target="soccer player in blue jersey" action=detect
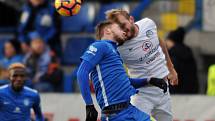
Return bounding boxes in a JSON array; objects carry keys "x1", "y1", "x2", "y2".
[
  {"x1": 0, "y1": 63, "x2": 44, "y2": 121},
  {"x1": 77, "y1": 21, "x2": 168, "y2": 121}
]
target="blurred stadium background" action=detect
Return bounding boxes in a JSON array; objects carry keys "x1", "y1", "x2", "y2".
[{"x1": 0, "y1": 0, "x2": 215, "y2": 121}]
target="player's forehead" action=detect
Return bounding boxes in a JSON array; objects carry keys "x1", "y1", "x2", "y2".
[
  {"x1": 115, "y1": 14, "x2": 129, "y2": 23},
  {"x1": 10, "y1": 68, "x2": 26, "y2": 76},
  {"x1": 112, "y1": 16, "x2": 130, "y2": 30}
]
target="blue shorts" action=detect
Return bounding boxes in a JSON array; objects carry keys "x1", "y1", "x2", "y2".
[{"x1": 101, "y1": 104, "x2": 150, "y2": 121}]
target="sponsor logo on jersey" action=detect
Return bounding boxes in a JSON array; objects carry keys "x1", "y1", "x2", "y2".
[
  {"x1": 139, "y1": 45, "x2": 159, "y2": 62},
  {"x1": 13, "y1": 107, "x2": 21, "y2": 113},
  {"x1": 145, "y1": 51, "x2": 160, "y2": 64},
  {"x1": 142, "y1": 40, "x2": 153, "y2": 52},
  {"x1": 87, "y1": 45, "x2": 97, "y2": 55}
]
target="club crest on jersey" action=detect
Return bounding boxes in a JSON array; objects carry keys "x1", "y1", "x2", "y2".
[
  {"x1": 142, "y1": 40, "x2": 153, "y2": 52},
  {"x1": 24, "y1": 99, "x2": 30, "y2": 106},
  {"x1": 146, "y1": 30, "x2": 153, "y2": 38}
]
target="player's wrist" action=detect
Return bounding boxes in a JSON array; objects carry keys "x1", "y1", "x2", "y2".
[{"x1": 167, "y1": 63, "x2": 174, "y2": 70}]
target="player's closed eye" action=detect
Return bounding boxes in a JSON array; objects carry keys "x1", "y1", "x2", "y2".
[{"x1": 119, "y1": 24, "x2": 129, "y2": 33}]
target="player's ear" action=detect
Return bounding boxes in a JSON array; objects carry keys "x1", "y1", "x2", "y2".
[
  {"x1": 105, "y1": 27, "x2": 112, "y2": 35},
  {"x1": 129, "y1": 16, "x2": 135, "y2": 24}
]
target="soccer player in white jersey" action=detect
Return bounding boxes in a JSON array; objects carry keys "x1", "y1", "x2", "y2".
[{"x1": 106, "y1": 9, "x2": 178, "y2": 121}]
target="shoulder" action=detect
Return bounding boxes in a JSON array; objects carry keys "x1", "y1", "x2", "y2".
[
  {"x1": 0, "y1": 85, "x2": 9, "y2": 92},
  {"x1": 88, "y1": 41, "x2": 109, "y2": 51},
  {"x1": 24, "y1": 86, "x2": 39, "y2": 96},
  {"x1": 23, "y1": 87, "x2": 41, "y2": 103},
  {"x1": 135, "y1": 18, "x2": 156, "y2": 28},
  {"x1": 136, "y1": 18, "x2": 155, "y2": 24}
]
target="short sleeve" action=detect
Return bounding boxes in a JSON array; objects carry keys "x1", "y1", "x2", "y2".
[
  {"x1": 142, "y1": 18, "x2": 158, "y2": 39},
  {"x1": 81, "y1": 42, "x2": 107, "y2": 66},
  {"x1": 144, "y1": 18, "x2": 157, "y2": 29}
]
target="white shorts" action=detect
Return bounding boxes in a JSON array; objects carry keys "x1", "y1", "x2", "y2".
[{"x1": 131, "y1": 85, "x2": 173, "y2": 121}]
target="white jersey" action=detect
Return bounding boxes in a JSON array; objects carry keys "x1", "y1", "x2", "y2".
[{"x1": 118, "y1": 18, "x2": 169, "y2": 79}]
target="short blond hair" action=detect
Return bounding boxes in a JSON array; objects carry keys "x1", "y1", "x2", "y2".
[
  {"x1": 105, "y1": 8, "x2": 130, "y2": 22},
  {"x1": 8, "y1": 63, "x2": 26, "y2": 71},
  {"x1": 95, "y1": 20, "x2": 113, "y2": 40}
]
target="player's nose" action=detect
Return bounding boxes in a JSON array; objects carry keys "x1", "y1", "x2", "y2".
[{"x1": 16, "y1": 76, "x2": 24, "y2": 81}]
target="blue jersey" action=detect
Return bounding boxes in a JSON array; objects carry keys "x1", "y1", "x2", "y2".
[
  {"x1": 0, "y1": 85, "x2": 44, "y2": 121},
  {"x1": 81, "y1": 40, "x2": 137, "y2": 109}
]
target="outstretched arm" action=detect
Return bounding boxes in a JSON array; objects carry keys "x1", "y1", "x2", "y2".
[
  {"x1": 130, "y1": 77, "x2": 168, "y2": 93},
  {"x1": 159, "y1": 38, "x2": 178, "y2": 85},
  {"x1": 129, "y1": 78, "x2": 149, "y2": 88}
]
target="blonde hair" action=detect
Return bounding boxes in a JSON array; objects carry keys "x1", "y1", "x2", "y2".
[
  {"x1": 95, "y1": 20, "x2": 113, "y2": 40},
  {"x1": 105, "y1": 8, "x2": 130, "y2": 22},
  {"x1": 8, "y1": 63, "x2": 26, "y2": 71}
]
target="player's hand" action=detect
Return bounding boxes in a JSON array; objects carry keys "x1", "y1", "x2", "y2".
[
  {"x1": 149, "y1": 78, "x2": 168, "y2": 93},
  {"x1": 86, "y1": 105, "x2": 98, "y2": 121},
  {"x1": 168, "y1": 68, "x2": 178, "y2": 86}
]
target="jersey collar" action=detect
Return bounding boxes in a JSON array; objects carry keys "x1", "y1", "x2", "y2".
[{"x1": 103, "y1": 40, "x2": 118, "y2": 48}]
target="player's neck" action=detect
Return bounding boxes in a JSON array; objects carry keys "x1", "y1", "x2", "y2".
[
  {"x1": 11, "y1": 86, "x2": 23, "y2": 92},
  {"x1": 134, "y1": 24, "x2": 139, "y2": 38},
  {"x1": 101, "y1": 37, "x2": 117, "y2": 43}
]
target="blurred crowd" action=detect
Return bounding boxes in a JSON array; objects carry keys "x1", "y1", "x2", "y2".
[{"x1": 0, "y1": 0, "x2": 63, "y2": 92}]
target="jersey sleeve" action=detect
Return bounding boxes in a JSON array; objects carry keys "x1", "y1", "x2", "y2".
[
  {"x1": 33, "y1": 94, "x2": 44, "y2": 121},
  {"x1": 77, "y1": 60, "x2": 94, "y2": 105},
  {"x1": 145, "y1": 18, "x2": 158, "y2": 37},
  {"x1": 81, "y1": 42, "x2": 107, "y2": 66},
  {"x1": 143, "y1": 18, "x2": 157, "y2": 29}
]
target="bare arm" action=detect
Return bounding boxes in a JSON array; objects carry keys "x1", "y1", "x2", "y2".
[{"x1": 159, "y1": 38, "x2": 178, "y2": 85}]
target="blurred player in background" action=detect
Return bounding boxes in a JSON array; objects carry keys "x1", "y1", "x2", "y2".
[
  {"x1": 166, "y1": 27, "x2": 199, "y2": 94},
  {"x1": 0, "y1": 63, "x2": 44, "y2": 121},
  {"x1": 77, "y1": 20, "x2": 168, "y2": 121},
  {"x1": 18, "y1": 0, "x2": 62, "y2": 57},
  {"x1": 106, "y1": 9, "x2": 178, "y2": 121}
]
